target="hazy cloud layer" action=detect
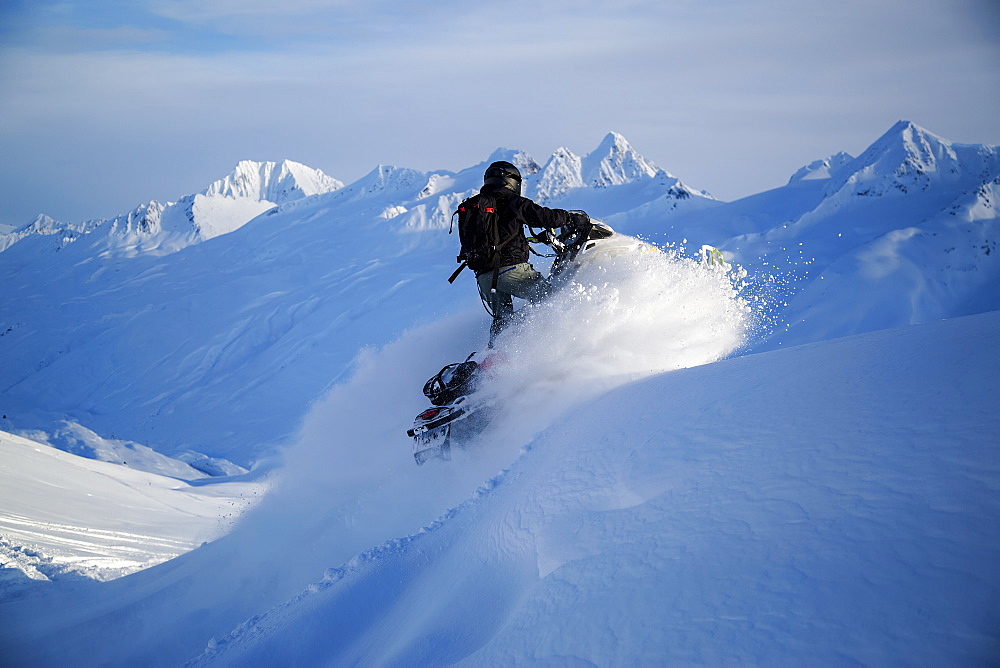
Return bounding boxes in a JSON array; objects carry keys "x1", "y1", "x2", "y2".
[{"x1": 1, "y1": 0, "x2": 998, "y2": 226}]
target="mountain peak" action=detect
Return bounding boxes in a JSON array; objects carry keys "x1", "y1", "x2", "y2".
[
  {"x1": 532, "y1": 147, "x2": 584, "y2": 202},
  {"x1": 203, "y1": 160, "x2": 343, "y2": 204},
  {"x1": 823, "y1": 120, "x2": 998, "y2": 199},
  {"x1": 18, "y1": 213, "x2": 61, "y2": 234},
  {"x1": 582, "y1": 132, "x2": 659, "y2": 188},
  {"x1": 872, "y1": 120, "x2": 951, "y2": 158},
  {"x1": 528, "y1": 133, "x2": 710, "y2": 207},
  {"x1": 485, "y1": 148, "x2": 542, "y2": 177},
  {"x1": 593, "y1": 131, "x2": 632, "y2": 155}
]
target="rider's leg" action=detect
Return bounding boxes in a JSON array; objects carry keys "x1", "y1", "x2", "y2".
[
  {"x1": 490, "y1": 263, "x2": 550, "y2": 303},
  {"x1": 478, "y1": 274, "x2": 514, "y2": 347},
  {"x1": 478, "y1": 263, "x2": 550, "y2": 346}
]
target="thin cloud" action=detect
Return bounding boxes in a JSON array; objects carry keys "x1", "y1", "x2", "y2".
[{"x1": 0, "y1": 0, "x2": 998, "y2": 226}]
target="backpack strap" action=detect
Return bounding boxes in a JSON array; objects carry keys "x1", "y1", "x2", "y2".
[
  {"x1": 447, "y1": 195, "x2": 478, "y2": 283},
  {"x1": 447, "y1": 260, "x2": 468, "y2": 284}
]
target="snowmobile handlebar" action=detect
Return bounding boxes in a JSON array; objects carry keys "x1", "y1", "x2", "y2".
[
  {"x1": 531, "y1": 218, "x2": 614, "y2": 277},
  {"x1": 527, "y1": 217, "x2": 613, "y2": 256}
]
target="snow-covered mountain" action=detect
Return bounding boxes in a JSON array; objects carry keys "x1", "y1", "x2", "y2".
[
  {"x1": 202, "y1": 159, "x2": 343, "y2": 203},
  {"x1": 530, "y1": 132, "x2": 718, "y2": 219},
  {"x1": 827, "y1": 120, "x2": 999, "y2": 199},
  {"x1": 640, "y1": 121, "x2": 1000, "y2": 348},
  {"x1": 0, "y1": 125, "x2": 998, "y2": 666},
  {"x1": 531, "y1": 130, "x2": 663, "y2": 201},
  {"x1": 0, "y1": 159, "x2": 344, "y2": 257},
  {"x1": 0, "y1": 213, "x2": 102, "y2": 253}
]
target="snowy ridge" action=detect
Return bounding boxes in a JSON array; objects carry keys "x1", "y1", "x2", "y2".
[
  {"x1": 529, "y1": 133, "x2": 716, "y2": 221},
  {"x1": 532, "y1": 147, "x2": 585, "y2": 202},
  {"x1": 487, "y1": 147, "x2": 542, "y2": 179},
  {"x1": 788, "y1": 151, "x2": 855, "y2": 183},
  {"x1": 0, "y1": 160, "x2": 344, "y2": 256},
  {"x1": 332, "y1": 164, "x2": 433, "y2": 203},
  {"x1": 826, "y1": 120, "x2": 1000, "y2": 199},
  {"x1": 21, "y1": 420, "x2": 247, "y2": 479},
  {"x1": 528, "y1": 129, "x2": 663, "y2": 203},
  {"x1": 192, "y1": 160, "x2": 343, "y2": 240},
  {"x1": 0, "y1": 214, "x2": 100, "y2": 253}
]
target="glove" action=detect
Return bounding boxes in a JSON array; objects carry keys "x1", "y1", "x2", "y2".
[{"x1": 568, "y1": 211, "x2": 591, "y2": 231}]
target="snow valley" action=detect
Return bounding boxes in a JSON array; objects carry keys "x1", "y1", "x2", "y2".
[{"x1": 1, "y1": 123, "x2": 998, "y2": 665}]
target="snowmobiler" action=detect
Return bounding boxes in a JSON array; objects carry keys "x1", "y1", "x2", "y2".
[
  {"x1": 450, "y1": 160, "x2": 593, "y2": 347},
  {"x1": 408, "y1": 218, "x2": 615, "y2": 465}
]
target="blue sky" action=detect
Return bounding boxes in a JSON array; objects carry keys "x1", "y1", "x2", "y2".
[{"x1": 1, "y1": 0, "x2": 998, "y2": 227}]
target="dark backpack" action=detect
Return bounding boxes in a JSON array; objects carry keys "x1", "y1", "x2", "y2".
[
  {"x1": 457, "y1": 193, "x2": 504, "y2": 273},
  {"x1": 448, "y1": 194, "x2": 521, "y2": 283}
]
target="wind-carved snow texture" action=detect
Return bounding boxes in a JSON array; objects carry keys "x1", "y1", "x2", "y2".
[{"x1": 190, "y1": 311, "x2": 1000, "y2": 668}]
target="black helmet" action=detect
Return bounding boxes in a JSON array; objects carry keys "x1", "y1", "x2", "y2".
[{"x1": 484, "y1": 160, "x2": 521, "y2": 194}]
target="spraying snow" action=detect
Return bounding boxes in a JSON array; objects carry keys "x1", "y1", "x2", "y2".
[
  {"x1": 259, "y1": 234, "x2": 751, "y2": 584},
  {"x1": 496, "y1": 234, "x2": 749, "y2": 381}
]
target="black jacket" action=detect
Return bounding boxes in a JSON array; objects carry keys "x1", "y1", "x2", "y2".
[{"x1": 477, "y1": 184, "x2": 574, "y2": 267}]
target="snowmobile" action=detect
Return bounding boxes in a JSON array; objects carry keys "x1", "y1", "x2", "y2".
[{"x1": 407, "y1": 219, "x2": 615, "y2": 465}]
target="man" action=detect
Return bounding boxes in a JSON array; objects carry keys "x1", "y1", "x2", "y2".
[{"x1": 456, "y1": 160, "x2": 590, "y2": 345}]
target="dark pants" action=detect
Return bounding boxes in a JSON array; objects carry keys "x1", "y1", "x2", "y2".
[{"x1": 477, "y1": 263, "x2": 551, "y2": 345}]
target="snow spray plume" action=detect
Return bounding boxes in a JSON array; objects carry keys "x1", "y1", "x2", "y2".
[
  {"x1": 236, "y1": 311, "x2": 508, "y2": 584},
  {"x1": 489, "y1": 234, "x2": 752, "y2": 419}
]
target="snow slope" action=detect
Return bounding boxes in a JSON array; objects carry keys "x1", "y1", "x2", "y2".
[
  {"x1": 0, "y1": 430, "x2": 263, "y2": 598},
  {"x1": 4, "y1": 309, "x2": 996, "y2": 666},
  {"x1": 188, "y1": 311, "x2": 1000, "y2": 666}
]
